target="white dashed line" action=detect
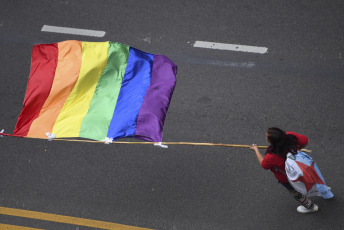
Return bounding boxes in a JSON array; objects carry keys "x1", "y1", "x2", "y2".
[
  {"x1": 193, "y1": 41, "x2": 268, "y2": 54},
  {"x1": 41, "y1": 25, "x2": 106, "y2": 37}
]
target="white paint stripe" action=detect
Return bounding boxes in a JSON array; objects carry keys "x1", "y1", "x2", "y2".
[
  {"x1": 41, "y1": 25, "x2": 105, "y2": 37},
  {"x1": 193, "y1": 41, "x2": 268, "y2": 54}
]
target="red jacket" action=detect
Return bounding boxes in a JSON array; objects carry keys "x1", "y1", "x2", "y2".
[{"x1": 261, "y1": 132, "x2": 309, "y2": 183}]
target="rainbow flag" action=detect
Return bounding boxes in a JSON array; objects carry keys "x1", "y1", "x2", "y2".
[{"x1": 12, "y1": 40, "x2": 177, "y2": 142}]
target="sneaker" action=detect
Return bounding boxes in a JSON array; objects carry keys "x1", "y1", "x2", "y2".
[{"x1": 297, "y1": 204, "x2": 319, "y2": 214}]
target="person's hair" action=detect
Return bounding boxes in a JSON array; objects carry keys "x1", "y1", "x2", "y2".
[{"x1": 266, "y1": 127, "x2": 297, "y2": 157}]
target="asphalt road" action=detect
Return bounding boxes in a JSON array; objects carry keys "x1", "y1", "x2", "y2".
[{"x1": 1, "y1": 0, "x2": 344, "y2": 229}]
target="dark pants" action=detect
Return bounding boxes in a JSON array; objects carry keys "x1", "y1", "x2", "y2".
[{"x1": 281, "y1": 182, "x2": 315, "y2": 209}]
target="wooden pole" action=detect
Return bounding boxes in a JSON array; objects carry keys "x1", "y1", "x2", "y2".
[
  {"x1": 0, "y1": 134, "x2": 312, "y2": 152},
  {"x1": 51, "y1": 138, "x2": 312, "y2": 152}
]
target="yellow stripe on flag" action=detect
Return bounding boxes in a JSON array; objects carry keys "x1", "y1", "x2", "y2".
[{"x1": 53, "y1": 42, "x2": 109, "y2": 138}]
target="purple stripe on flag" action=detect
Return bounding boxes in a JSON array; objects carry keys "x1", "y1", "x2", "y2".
[{"x1": 135, "y1": 55, "x2": 177, "y2": 142}]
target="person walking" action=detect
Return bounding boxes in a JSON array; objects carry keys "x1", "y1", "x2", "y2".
[{"x1": 250, "y1": 127, "x2": 319, "y2": 214}]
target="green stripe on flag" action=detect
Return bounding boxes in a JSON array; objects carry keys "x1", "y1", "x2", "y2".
[{"x1": 79, "y1": 42, "x2": 130, "y2": 140}]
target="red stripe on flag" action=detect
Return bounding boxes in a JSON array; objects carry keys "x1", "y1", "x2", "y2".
[{"x1": 13, "y1": 43, "x2": 58, "y2": 137}]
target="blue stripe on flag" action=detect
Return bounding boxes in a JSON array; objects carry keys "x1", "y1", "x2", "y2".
[{"x1": 107, "y1": 47, "x2": 153, "y2": 140}]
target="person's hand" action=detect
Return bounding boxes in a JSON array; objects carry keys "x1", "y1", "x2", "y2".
[
  {"x1": 250, "y1": 144, "x2": 259, "y2": 152},
  {"x1": 250, "y1": 144, "x2": 264, "y2": 165}
]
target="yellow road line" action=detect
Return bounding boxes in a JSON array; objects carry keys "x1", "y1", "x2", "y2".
[
  {"x1": 0, "y1": 223, "x2": 45, "y2": 230},
  {"x1": 0, "y1": 207, "x2": 152, "y2": 230}
]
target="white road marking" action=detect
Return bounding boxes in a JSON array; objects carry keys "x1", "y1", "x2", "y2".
[
  {"x1": 193, "y1": 41, "x2": 268, "y2": 54},
  {"x1": 41, "y1": 25, "x2": 105, "y2": 37}
]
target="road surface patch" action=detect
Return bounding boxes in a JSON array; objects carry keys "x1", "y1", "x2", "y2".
[
  {"x1": 0, "y1": 207, "x2": 151, "y2": 230},
  {"x1": 0, "y1": 224, "x2": 44, "y2": 230}
]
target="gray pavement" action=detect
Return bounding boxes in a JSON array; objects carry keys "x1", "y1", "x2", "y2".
[{"x1": 1, "y1": 0, "x2": 344, "y2": 229}]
